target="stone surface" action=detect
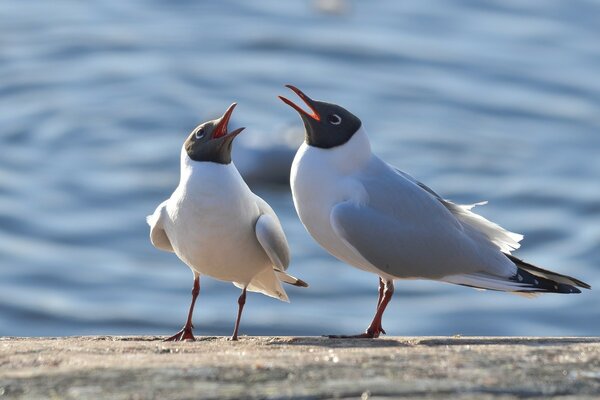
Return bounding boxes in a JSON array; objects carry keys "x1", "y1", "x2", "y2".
[{"x1": 1, "y1": 336, "x2": 599, "y2": 399}]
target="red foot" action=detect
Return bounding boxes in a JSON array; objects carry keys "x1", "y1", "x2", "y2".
[
  {"x1": 164, "y1": 326, "x2": 195, "y2": 342},
  {"x1": 328, "y1": 279, "x2": 393, "y2": 340}
]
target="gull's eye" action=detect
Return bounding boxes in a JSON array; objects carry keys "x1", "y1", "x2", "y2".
[
  {"x1": 194, "y1": 128, "x2": 205, "y2": 140},
  {"x1": 327, "y1": 114, "x2": 342, "y2": 125}
]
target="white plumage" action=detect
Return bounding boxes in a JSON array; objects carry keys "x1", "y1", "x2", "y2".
[
  {"x1": 291, "y1": 126, "x2": 585, "y2": 294},
  {"x1": 149, "y1": 148, "x2": 300, "y2": 301},
  {"x1": 148, "y1": 106, "x2": 307, "y2": 342},
  {"x1": 281, "y1": 84, "x2": 587, "y2": 337}
]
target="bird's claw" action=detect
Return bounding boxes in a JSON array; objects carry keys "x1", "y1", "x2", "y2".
[{"x1": 164, "y1": 327, "x2": 196, "y2": 342}]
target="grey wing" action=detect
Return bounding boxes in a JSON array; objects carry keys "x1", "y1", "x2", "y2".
[
  {"x1": 147, "y1": 200, "x2": 174, "y2": 252},
  {"x1": 330, "y1": 201, "x2": 487, "y2": 280},
  {"x1": 394, "y1": 168, "x2": 445, "y2": 201},
  {"x1": 393, "y1": 166, "x2": 522, "y2": 253},
  {"x1": 254, "y1": 196, "x2": 307, "y2": 287},
  {"x1": 253, "y1": 196, "x2": 290, "y2": 270},
  {"x1": 255, "y1": 214, "x2": 290, "y2": 270}
]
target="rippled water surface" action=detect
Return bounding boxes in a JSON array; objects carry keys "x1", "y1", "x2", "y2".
[{"x1": 1, "y1": 0, "x2": 599, "y2": 337}]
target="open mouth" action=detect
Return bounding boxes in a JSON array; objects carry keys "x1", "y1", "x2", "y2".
[
  {"x1": 213, "y1": 103, "x2": 245, "y2": 139},
  {"x1": 278, "y1": 85, "x2": 321, "y2": 121}
]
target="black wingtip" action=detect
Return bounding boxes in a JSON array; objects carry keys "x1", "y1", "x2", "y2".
[
  {"x1": 512, "y1": 267, "x2": 583, "y2": 294},
  {"x1": 506, "y1": 254, "x2": 591, "y2": 290}
]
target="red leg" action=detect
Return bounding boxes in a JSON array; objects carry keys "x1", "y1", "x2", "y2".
[
  {"x1": 230, "y1": 287, "x2": 247, "y2": 341},
  {"x1": 329, "y1": 279, "x2": 394, "y2": 339},
  {"x1": 377, "y1": 277, "x2": 385, "y2": 307},
  {"x1": 365, "y1": 280, "x2": 394, "y2": 337},
  {"x1": 376, "y1": 278, "x2": 386, "y2": 334},
  {"x1": 165, "y1": 274, "x2": 200, "y2": 342}
]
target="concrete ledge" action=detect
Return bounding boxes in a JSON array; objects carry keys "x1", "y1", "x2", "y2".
[{"x1": 1, "y1": 336, "x2": 599, "y2": 399}]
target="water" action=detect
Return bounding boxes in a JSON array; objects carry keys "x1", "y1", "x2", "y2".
[{"x1": 1, "y1": 0, "x2": 599, "y2": 337}]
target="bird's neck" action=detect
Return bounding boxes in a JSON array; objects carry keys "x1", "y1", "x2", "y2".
[
  {"x1": 179, "y1": 148, "x2": 237, "y2": 185},
  {"x1": 180, "y1": 146, "x2": 196, "y2": 173},
  {"x1": 317, "y1": 126, "x2": 372, "y2": 175}
]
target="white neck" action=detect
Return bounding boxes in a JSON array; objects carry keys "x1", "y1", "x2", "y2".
[
  {"x1": 320, "y1": 126, "x2": 372, "y2": 175},
  {"x1": 180, "y1": 147, "x2": 197, "y2": 181},
  {"x1": 180, "y1": 146, "x2": 195, "y2": 172},
  {"x1": 179, "y1": 146, "x2": 234, "y2": 183}
]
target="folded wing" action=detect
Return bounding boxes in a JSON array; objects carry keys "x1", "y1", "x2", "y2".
[
  {"x1": 146, "y1": 200, "x2": 174, "y2": 253},
  {"x1": 330, "y1": 200, "x2": 510, "y2": 280},
  {"x1": 255, "y1": 212, "x2": 290, "y2": 271},
  {"x1": 394, "y1": 168, "x2": 523, "y2": 253}
]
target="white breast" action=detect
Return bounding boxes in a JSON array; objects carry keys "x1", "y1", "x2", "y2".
[
  {"x1": 164, "y1": 158, "x2": 271, "y2": 284},
  {"x1": 290, "y1": 128, "x2": 382, "y2": 275}
]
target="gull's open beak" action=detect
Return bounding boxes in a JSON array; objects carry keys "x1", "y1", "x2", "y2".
[
  {"x1": 278, "y1": 85, "x2": 321, "y2": 121},
  {"x1": 212, "y1": 103, "x2": 245, "y2": 139}
]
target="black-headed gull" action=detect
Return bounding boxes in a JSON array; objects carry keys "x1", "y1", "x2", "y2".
[
  {"x1": 279, "y1": 85, "x2": 589, "y2": 338},
  {"x1": 147, "y1": 103, "x2": 307, "y2": 341}
]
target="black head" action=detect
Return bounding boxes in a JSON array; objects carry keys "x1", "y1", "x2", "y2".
[
  {"x1": 184, "y1": 103, "x2": 245, "y2": 164},
  {"x1": 279, "y1": 85, "x2": 361, "y2": 149}
]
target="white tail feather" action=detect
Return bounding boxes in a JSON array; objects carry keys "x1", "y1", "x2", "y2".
[
  {"x1": 234, "y1": 268, "x2": 289, "y2": 302},
  {"x1": 442, "y1": 273, "x2": 538, "y2": 298}
]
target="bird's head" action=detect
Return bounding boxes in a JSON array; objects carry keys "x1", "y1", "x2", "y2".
[
  {"x1": 184, "y1": 103, "x2": 245, "y2": 164},
  {"x1": 279, "y1": 85, "x2": 361, "y2": 149}
]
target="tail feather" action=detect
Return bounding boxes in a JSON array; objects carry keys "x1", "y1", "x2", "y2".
[
  {"x1": 443, "y1": 255, "x2": 590, "y2": 295},
  {"x1": 234, "y1": 269, "x2": 308, "y2": 303},
  {"x1": 234, "y1": 268, "x2": 290, "y2": 302}
]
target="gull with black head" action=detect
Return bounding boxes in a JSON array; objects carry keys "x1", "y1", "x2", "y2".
[
  {"x1": 147, "y1": 103, "x2": 307, "y2": 341},
  {"x1": 279, "y1": 85, "x2": 590, "y2": 338}
]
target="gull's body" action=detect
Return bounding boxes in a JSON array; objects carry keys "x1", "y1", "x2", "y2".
[
  {"x1": 148, "y1": 103, "x2": 306, "y2": 341},
  {"x1": 292, "y1": 127, "x2": 519, "y2": 285},
  {"x1": 280, "y1": 85, "x2": 589, "y2": 338},
  {"x1": 150, "y1": 151, "x2": 291, "y2": 299}
]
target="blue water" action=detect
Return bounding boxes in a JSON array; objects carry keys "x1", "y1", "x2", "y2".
[{"x1": 1, "y1": 0, "x2": 599, "y2": 337}]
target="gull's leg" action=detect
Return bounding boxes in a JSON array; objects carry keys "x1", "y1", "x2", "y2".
[
  {"x1": 365, "y1": 280, "x2": 394, "y2": 337},
  {"x1": 377, "y1": 277, "x2": 385, "y2": 307},
  {"x1": 230, "y1": 287, "x2": 247, "y2": 341},
  {"x1": 329, "y1": 279, "x2": 394, "y2": 339},
  {"x1": 165, "y1": 273, "x2": 200, "y2": 342},
  {"x1": 376, "y1": 277, "x2": 386, "y2": 334}
]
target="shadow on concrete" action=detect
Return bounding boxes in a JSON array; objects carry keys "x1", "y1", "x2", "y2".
[
  {"x1": 266, "y1": 336, "x2": 600, "y2": 348},
  {"x1": 266, "y1": 336, "x2": 410, "y2": 348},
  {"x1": 78, "y1": 335, "x2": 600, "y2": 348},
  {"x1": 414, "y1": 337, "x2": 600, "y2": 347}
]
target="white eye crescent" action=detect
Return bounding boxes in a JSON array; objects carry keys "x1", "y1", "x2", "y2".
[
  {"x1": 328, "y1": 114, "x2": 342, "y2": 125},
  {"x1": 195, "y1": 128, "x2": 205, "y2": 139}
]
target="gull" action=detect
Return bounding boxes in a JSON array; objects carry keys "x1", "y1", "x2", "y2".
[
  {"x1": 147, "y1": 103, "x2": 307, "y2": 341},
  {"x1": 279, "y1": 85, "x2": 589, "y2": 338}
]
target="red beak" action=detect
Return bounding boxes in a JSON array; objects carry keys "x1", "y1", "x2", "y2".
[
  {"x1": 212, "y1": 103, "x2": 243, "y2": 139},
  {"x1": 278, "y1": 85, "x2": 321, "y2": 121}
]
